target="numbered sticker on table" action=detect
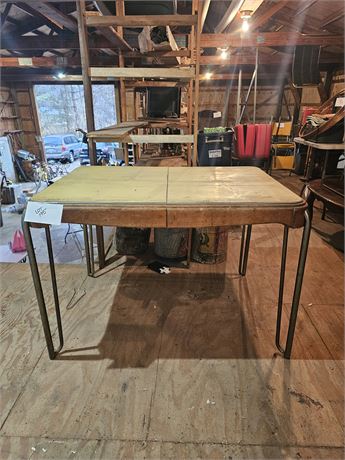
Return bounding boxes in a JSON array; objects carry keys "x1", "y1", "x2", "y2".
[{"x1": 25, "y1": 201, "x2": 63, "y2": 225}]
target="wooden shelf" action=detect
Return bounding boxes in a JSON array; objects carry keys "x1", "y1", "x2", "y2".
[
  {"x1": 85, "y1": 14, "x2": 197, "y2": 27},
  {"x1": 89, "y1": 66, "x2": 195, "y2": 80},
  {"x1": 79, "y1": 0, "x2": 201, "y2": 167},
  {"x1": 88, "y1": 120, "x2": 192, "y2": 143},
  {"x1": 126, "y1": 134, "x2": 193, "y2": 144}
]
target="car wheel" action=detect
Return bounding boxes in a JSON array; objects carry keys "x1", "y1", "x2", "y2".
[{"x1": 68, "y1": 152, "x2": 74, "y2": 163}]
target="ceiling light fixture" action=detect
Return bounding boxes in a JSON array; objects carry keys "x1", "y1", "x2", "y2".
[
  {"x1": 220, "y1": 48, "x2": 229, "y2": 59},
  {"x1": 240, "y1": 9, "x2": 252, "y2": 32},
  {"x1": 240, "y1": 9, "x2": 253, "y2": 20},
  {"x1": 241, "y1": 19, "x2": 250, "y2": 32}
]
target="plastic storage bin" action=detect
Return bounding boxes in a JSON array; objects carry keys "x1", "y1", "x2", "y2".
[{"x1": 197, "y1": 130, "x2": 233, "y2": 166}]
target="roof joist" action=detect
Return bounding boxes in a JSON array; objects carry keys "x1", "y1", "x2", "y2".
[
  {"x1": 85, "y1": 14, "x2": 197, "y2": 27},
  {"x1": 200, "y1": 32, "x2": 344, "y2": 48}
]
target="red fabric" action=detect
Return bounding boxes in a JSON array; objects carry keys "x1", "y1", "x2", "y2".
[
  {"x1": 244, "y1": 124, "x2": 255, "y2": 158},
  {"x1": 235, "y1": 124, "x2": 245, "y2": 158},
  {"x1": 255, "y1": 124, "x2": 271, "y2": 159},
  {"x1": 301, "y1": 107, "x2": 317, "y2": 125},
  {"x1": 10, "y1": 230, "x2": 26, "y2": 253},
  {"x1": 236, "y1": 123, "x2": 271, "y2": 160}
]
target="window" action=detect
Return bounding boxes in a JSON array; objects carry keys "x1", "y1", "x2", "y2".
[{"x1": 34, "y1": 84, "x2": 117, "y2": 136}]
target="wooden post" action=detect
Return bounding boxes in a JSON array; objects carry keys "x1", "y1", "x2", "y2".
[
  {"x1": 289, "y1": 79, "x2": 302, "y2": 127},
  {"x1": 187, "y1": 30, "x2": 194, "y2": 167},
  {"x1": 76, "y1": 0, "x2": 96, "y2": 165},
  {"x1": 116, "y1": 0, "x2": 129, "y2": 165},
  {"x1": 76, "y1": 0, "x2": 105, "y2": 269},
  {"x1": 192, "y1": 0, "x2": 201, "y2": 166},
  {"x1": 29, "y1": 84, "x2": 46, "y2": 162}
]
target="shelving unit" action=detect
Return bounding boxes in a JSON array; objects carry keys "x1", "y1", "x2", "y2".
[{"x1": 77, "y1": 0, "x2": 202, "y2": 167}]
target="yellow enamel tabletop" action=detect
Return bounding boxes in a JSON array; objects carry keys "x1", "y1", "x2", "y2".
[
  {"x1": 32, "y1": 167, "x2": 169, "y2": 206},
  {"x1": 32, "y1": 166, "x2": 304, "y2": 208}
]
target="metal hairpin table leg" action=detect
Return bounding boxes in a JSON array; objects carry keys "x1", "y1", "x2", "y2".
[
  {"x1": 274, "y1": 210, "x2": 311, "y2": 358},
  {"x1": 275, "y1": 225, "x2": 289, "y2": 353},
  {"x1": 284, "y1": 210, "x2": 311, "y2": 358},
  {"x1": 83, "y1": 224, "x2": 93, "y2": 276},
  {"x1": 239, "y1": 225, "x2": 252, "y2": 276},
  {"x1": 88, "y1": 224, "x2": 95, "y2": 275},
  {"x1": 186, "y1": 228, "x2": 193, "y2": 268},
  {"x1": 22, "y1": 219, "x2": 63, "y2": 360}
]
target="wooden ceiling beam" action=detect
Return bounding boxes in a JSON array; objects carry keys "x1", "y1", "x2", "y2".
[
  {"x1": 3, "y1": 32, "x2": 343, "y2": 56},
  {"x1": 124, "y1": 50, "x2": 191, "y2": 58},
  {"x1": 4, "y1": 15, "x2": 57, "y2": 36},
  {"x1": 0, "y1": 50, "x2": 342, "y2": 68},
  {"x1": 200, "y1": 0, "x2": 211, "y2": 32},
  {"x1": 322, "y1": 9, "x2": 345, "y2": 28},
  {"x1": 22, "y1": 2, "x2": 78, "y2": 32},
  {"x1": 0, "y1": 3, "x2": 12, "y2": 27},
  {"x1": 125, "y1": 81, "x2": 185, "y2": 88},
  {"x1": 85, "y1": 14, "x2": 197, "y2": 27},
  {"x1": 0, "y1": 56, "x2": 79, "y2": 67},
  {"x1": 93, "y1": 0, "x2": 132, "y2": 50},
  {"x1": 199, "y1": 53, "x2": 290, "y2": 65},
  {"x1": 200, "y1": 32, "x2": 344, "y2": 48},
  {"x1": 0, "y1": 35, "x2": 113, "y2": 51},
  {"x1": 15, "y1": 2, "x2": 65, "y2": 32},
  {"x1": 250, "y1": 1, "x2": 289, "y2": 31}
]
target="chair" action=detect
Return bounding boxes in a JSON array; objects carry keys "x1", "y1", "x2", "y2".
[{"x1": 270, "y1": 121, "x2": 295, "y2": 171}]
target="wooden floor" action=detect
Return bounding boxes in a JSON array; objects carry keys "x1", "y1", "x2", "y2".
[{"x1": 0, "y1": 215, "x2": 344, "y2": 458}]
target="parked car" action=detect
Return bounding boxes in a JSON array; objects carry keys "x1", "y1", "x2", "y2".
[
  {"x1": 79, "y1": 142, "x2": 119, "y2": 165},
  {"x1": 43, "y1": 134, "x2": 82, "y2": 163}
]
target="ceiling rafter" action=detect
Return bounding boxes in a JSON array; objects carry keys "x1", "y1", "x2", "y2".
[
  {"x1": 250, "y1": 1, "x2": 290, "y2": 32},
  {"x1": 92, "y1": 1, "x2": 133, "y2": 50},
  {"x1": 0, "y1": 3, "x2": 12, "y2": 27},
  {"x1": 322, "y1": 9, "x2": 345, "y2": 28},
  {"x1": 19, "y1": 2, "x2": 78, "y2": 32},
  {"x1": 14, "y1": 2, "x2": 64, "y2": 32}
]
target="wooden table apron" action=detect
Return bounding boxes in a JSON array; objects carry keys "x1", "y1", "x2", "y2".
[{"x1": 22, "y1": 166, "x2": 310, "y2": 361}]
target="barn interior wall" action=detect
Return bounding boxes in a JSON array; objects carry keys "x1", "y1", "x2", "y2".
[
  {"x1": 0, "y1": 84, "x2": 18, "y2": 134},
  {"x1": 0, "y1": 81, "x2": 43, "y2": 160}
]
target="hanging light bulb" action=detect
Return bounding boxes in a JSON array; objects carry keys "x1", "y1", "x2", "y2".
[
  {"x1": 204, "y1": 72, "x2": 213, "y2": 80},
  {"x1": 240, "y1": 9, "x2": 252, "y2": 32},
  {"x1": 220, "y1": 48, "x2": 229, "y2": 59},
  {"x1": 241, "y1": 19, "x2": 250, "y2": 32}
]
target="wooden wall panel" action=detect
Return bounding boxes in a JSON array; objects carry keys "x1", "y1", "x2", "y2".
[
  {"x1": 13, "y1": 84, "x2": 44, "y2": 159},
  {"x1": 0, "y1": 84, "x2": 18, "y2": 135},
  {"x1": 197, "y1": 85, "x2": 295, "y2": 128}
]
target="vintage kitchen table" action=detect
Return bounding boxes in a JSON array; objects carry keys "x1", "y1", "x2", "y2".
[
  {"x1": 23, "y1": 166, "x2": 310, "y2": 360},
  {"x1": 293, "y1": 137, "x2": 344, "y2": 181}
]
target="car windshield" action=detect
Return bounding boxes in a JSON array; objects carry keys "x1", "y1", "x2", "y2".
[{"x1": 44, "y1": 137, "x2": 61, "y2": 146}]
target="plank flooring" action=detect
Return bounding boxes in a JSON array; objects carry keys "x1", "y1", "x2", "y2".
[{"x1": 0, "y1": 172, "x2": 344, "y2": 459}]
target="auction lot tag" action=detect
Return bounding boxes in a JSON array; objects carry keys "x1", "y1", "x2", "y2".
[{"x1": 25, "y1": 201, "x2": 63, "y2": 225}]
